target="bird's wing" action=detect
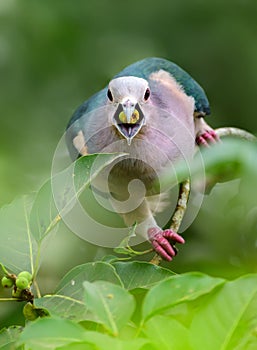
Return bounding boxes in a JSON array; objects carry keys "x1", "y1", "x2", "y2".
[
  {"x1": 66, "y1": 88, "x2": 108, "y2": 159},
  {"x1": 114, "y1": 57, "x2": 210, "y2": 116},
  {"x1": 67, "y1": 88, "x2": 107, "y2": 130}
]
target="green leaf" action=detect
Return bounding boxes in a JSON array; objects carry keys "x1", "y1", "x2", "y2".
[
  {"x1": 113, "y1": 224, "x2": 138, "y2": 256},
  {"x1": 30, "y1": 153, "x2": 125, "y2": 243},
  {"x1": 64, "y1": 331, "x2": 148, "y2": 350},
  {"x1": 160, "y1": 139, "x2": 257, "y2": 191},
  {"x1": 34, "y1": 295, "x2": 87, "y2": 323},
  {"x1": 101, "y1": 255, "x2": 122, "y2": 263},
  {"x1": 112, "y1": 246, "x2": 135, "y2": 256},
  {"x1": 56, "y1": 262, "x2": 123, "y2": 291},
  {"x1": 23, "y1": 302, "x2": 50, "y2": 321},
  {"x1": 189, "y1": 274, "x2": 257, "y2": 350},
  {"x1": 84, "y1": 331, "x2": 148, "y2": 350},
  {"x1": 29, "y1": 180, "x2": 60, "y2": 243},
  {"x1": 18, "y1": 317, "x2": 86, "y2": 350},
  {"x1": 56, "y1": 342, "x2": 96, "y2": 350},
  {"x1": 112, "y1": 261, "x2": 174, "y2": 290},
  {"x1": 0, "y1": 326, "x2": 22, "y2": 350},
  {"x1": 73, "y1": 153, "x2": 126, "y2": 194},
  {"x1": 34, "y1": 262, "x2": 122, "y2": 321},
  {"x1": 144, "y1": 315, "x2": 192, "y2": 350},
  {"x1": 84, "y1": 281, "x2": 135, "y2": 335},
  {"x1": 0, "y1": 195, "x2": 37, "y2": 274},
  {"x1": 142, "y1": 272, "x2": 225, "y2": 321}
]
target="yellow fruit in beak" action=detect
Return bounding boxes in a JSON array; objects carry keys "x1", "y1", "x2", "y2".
[{"x1": 118, "y1": 109, "x2": 140, "y2": 124}]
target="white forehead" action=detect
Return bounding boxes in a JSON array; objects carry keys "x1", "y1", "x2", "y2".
[{"x1": 108, "y1": 76, "x2": 149, "y2": 100}]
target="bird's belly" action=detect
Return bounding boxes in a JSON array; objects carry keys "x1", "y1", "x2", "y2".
[
  {"x1": 109, "y1": 158, "x2": 158, "y2": 194},
  {"x1": 87, "y1": 125, "x2": 194, "y2": 199}
]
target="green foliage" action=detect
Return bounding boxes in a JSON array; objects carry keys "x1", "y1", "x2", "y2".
[
  {"x1": 1, "y1": 271, "x2": 257, "y2": 349},
  {"x1": 189, "y1": 274, "x2": 257, "y2": 350},
  {"x1": 34, "y1": 262, "x2": 123, "y2": 321},
  {"x1": 1, "y1": 2, "x2": 257, "y2": 347},
  {"x1": 144, "y1": 315, "x2": 191, "y2": 350},
  {"x1": 0, "y1": 326, "x2": 23, "y2": 350},
  {"x1": 30, "y1": 153, "x2": 125, "y2": 244},
  {"x1": 141, "y1": 272, "x2": 225, "y2": 321},
  {"x1": 83, "y1": 280, "x2": 135, "y2": 336},
  {"x1": 0, "y1": 195, "x2": 37, "y2": 275},
  {"x1": 17, "y1": 317, "x2": 88, "y2": 349},
  {"x1": 0, "y1": 153, "x2": 124, "y2": 281},
  {"x1": 0, "y1": 139, "x2": 257, "y2": 348},
  {"x1": 112, "y1": 261, "x2": 174, "y2": 290}
]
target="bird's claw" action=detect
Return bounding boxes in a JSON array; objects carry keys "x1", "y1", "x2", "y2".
[
  {"x1": 148, "y1": 227, "x2": 185, "y2": 261},
  {"x1": 196, "y1": 129, "x2": 219, "y2": 147}
]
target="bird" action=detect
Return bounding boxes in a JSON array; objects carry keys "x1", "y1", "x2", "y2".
[{"x1": 66, "y1": 57, "x2": 218, "y2": 261}]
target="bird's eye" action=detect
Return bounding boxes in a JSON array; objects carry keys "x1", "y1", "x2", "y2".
[
  {"x1": 144, "y1": 88, "x2": 150, "y2": 101},
  {"x1": 107, "y1": 89, "x2": 113, "y2": 102}
]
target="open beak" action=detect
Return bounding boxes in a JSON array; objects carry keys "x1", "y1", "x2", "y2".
[
  {"x1": 113, "y1": 100, "x2": 145, "y2": 145},
  {"x1": 122, "y1": 99, "x2": 136, "y2": 123}
]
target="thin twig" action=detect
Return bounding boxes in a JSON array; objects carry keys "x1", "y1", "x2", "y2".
[
  {"x1": 215, "y1": 127, "x2": 256, "y2": 141},
  {"x1": 150, "y1": 179, "x2": 190, "y2": 265}
]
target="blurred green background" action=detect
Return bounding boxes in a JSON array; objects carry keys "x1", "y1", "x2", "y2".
[
  {"x1": 1, "y1": 0, "x2": 257, "y2": 326},
  {"x1": 1, "y1": 0, "x2": 257, "y2": 206}
]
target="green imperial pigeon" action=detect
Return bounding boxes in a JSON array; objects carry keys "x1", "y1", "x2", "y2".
[{"x1": 66, "y1": 57, "x2": 218, "y2": 261}]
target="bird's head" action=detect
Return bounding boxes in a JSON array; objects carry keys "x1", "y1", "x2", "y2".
[{"x1": 107, "y1": 76, "x2": 151, "y2": 145}]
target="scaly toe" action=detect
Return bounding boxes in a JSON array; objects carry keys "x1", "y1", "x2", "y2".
[
  {"x1": 196, "y1": 130, "x2": 219, "y2": 146},
  {"x1": 148, "y1": 228, "x2": 184, "y2": 261}
]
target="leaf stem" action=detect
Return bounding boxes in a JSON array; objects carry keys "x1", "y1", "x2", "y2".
[
  {"x1": 0, "y1": 263, "x2": 10, "y2": 275},
  {"x1": 23, "y1": 196, "x2": 35, "y2": 275},
  {"x1": 33, "y1": 279, "x2": 41, "y2": 299},
  {"x1": 43, "y1": 214, "x2": 61, "y2": 239}
]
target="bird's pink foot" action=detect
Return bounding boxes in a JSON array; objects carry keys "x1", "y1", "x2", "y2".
[
  {"x1": 196, "y1": 129, "x2": 219, "y2": 147},
  {"x1": 148, "y1": 227, "x2": 185, "y2": 261}
]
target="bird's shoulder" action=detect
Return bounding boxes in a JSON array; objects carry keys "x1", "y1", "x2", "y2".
[
  {"x1": 67, "y1": 88, "x2": 108, "y2": 130},
  {"x1": 114, "y1": 57, "x2": 210, "y2": 116},
  {"x1": 66, "y1": 88, "x2": 108, "y2": 159}
]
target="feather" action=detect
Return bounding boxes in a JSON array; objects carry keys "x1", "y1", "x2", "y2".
[{"x1": 65, "y1": 57, "x2": 217, "y2": 261}]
